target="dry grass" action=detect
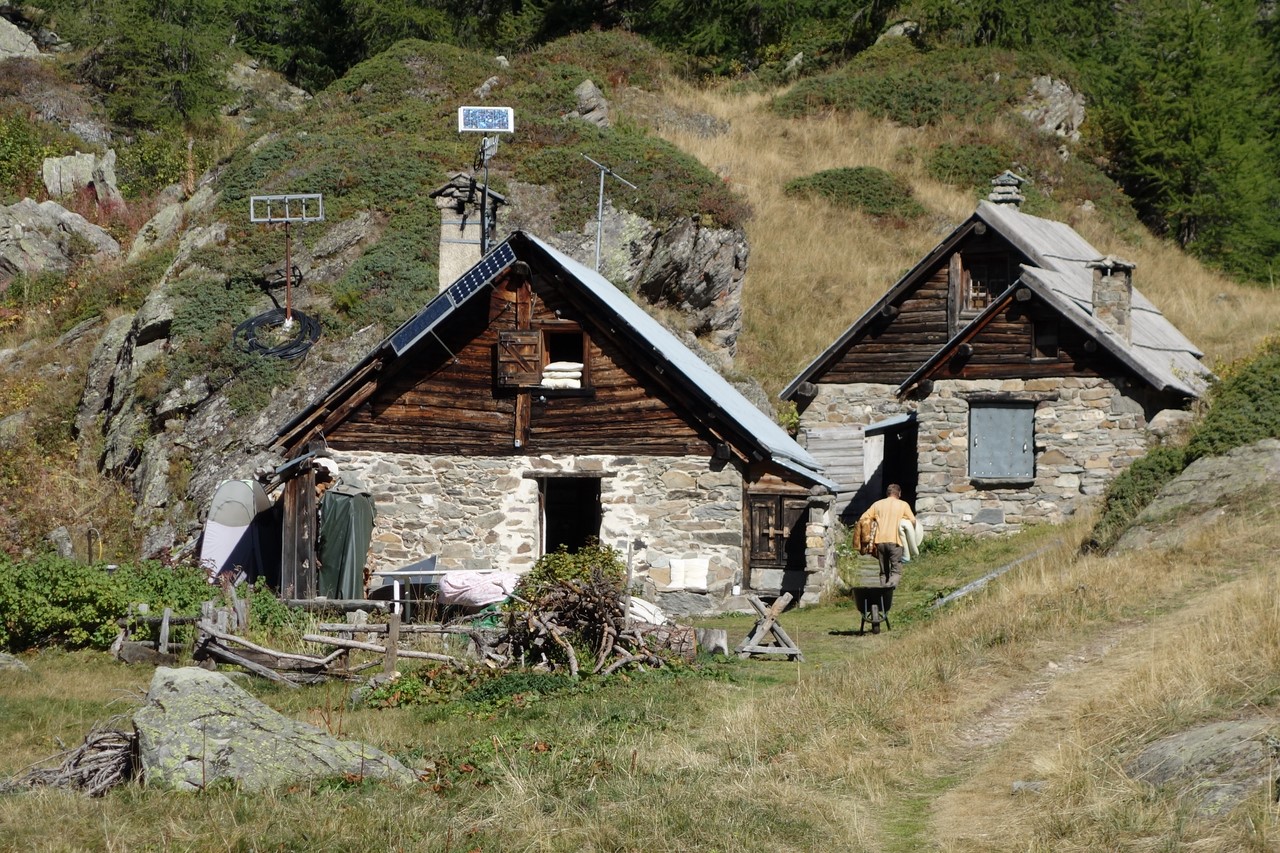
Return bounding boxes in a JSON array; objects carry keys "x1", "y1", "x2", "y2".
[
  {"x1": 641, "y1": 81, "x2": 1280, "y2": 392},
  {"x1": 2, "y1": 503, "x2": 1278, "y2": 850}
]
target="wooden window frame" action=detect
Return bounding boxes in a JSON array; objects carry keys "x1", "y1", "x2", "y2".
[
  {"x1": 1031, "y1": 320, "x2": 1059, "y2": 361},
  {"x1": 960, "y1": 253, "x2": 1013, "y2": 317}
]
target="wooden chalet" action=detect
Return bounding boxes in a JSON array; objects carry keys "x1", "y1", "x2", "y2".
[
  {"x1": 274, "y1": 231, "x2": 836, "y2": 613},
  {"x1": 782, "y1": 174, "x2": 1211, "y2": 532}
]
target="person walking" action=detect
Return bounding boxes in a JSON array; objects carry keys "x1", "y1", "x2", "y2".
[{"x1": 858, "y1": 484, "x2": 917, "y2": 588}]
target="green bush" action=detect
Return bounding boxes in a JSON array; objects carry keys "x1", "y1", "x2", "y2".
[
  {"x1": 0, "y1": 555, "x2": 209, "y2": 651},
  {"x1": 1186, "y1": 340, "x2": 1280, "y2": 460},
  {"x1": 515, "y1": 541, "x2": 627, "y2": 603},
  {"x1": 784, "y1": 166, "x2": 926, "y2": 219},
  {"x1": 772, "y1": 41, "x2": 1027, "y2": 127},
  {"x1": 0, "y1": 109, "x2": 54, "y2": 201},
  {"x1": 1085, "y1": 445, "x2": 1190, "y2": 552},
  {"x1": 926, "y1": 141, "x2": 1013, "y2": 190}
]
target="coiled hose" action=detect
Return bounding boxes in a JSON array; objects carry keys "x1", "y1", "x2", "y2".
[{"x1": 233, "y1": 307, "x2": 321, "y2": 360}]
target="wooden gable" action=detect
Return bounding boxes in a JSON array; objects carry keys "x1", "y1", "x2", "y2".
[
  {"x1": 810, "y1": 224, "x2": 1032, "y2": 388},
  {"x1": 321, "y1": 264, "x2": 718, "y2": 458},
  {"x1": 907, "y1": 289, "x2": 1140, "y2": 387}
]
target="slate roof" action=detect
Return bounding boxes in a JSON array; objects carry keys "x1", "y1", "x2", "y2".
[
  {"x1": 277, "y1": 231, "x2": 835, "y2": 489},
  {"x1": 784, "y1": 200, "x2": 1211, "y2": 399}
]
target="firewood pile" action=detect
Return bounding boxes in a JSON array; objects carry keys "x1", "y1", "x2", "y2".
[
  {"x1": 0, "y1": 727, "x2": 134, "y2": 797},
  {"x1": 497, "y1": 575, "x2": 694, "y2": 676}
]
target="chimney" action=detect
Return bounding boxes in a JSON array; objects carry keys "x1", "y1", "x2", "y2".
[
  {"x1": 1086, "y1": 256, "x2": 1135, "y2": 342},
  {"x1": 988, "y1": 170, "x2": 1026, "y2": 206},
  {"x1": 429, "y1": 173, "x2": 505, "y2": 288}
]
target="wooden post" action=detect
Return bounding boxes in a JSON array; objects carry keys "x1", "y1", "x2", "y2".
[
  {"x1": 383, "y1": 612, "x2": 401, "y2": 675},
  {"x1": 158, "y1": 608, "x2": 172, "y2": 653}
]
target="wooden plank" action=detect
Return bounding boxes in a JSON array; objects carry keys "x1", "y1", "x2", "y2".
[{"x1": 383, "y1": 612, "x2": 400, "y2": 675}]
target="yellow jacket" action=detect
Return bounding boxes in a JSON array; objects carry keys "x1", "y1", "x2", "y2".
[{"x1": 860, "y1": 497, "x2": 917, "y2": 546}]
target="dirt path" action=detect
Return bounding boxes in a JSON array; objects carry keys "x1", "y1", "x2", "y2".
[{"x1": 917, "y1": 577, "x2": 1244, "y2": 851}]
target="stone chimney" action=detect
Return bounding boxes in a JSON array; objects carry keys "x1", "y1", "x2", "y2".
[
  {"x1": 1086, "y1": 255, "x2": 1135, "y2": 342},
  {"x1": 988, "y1": 170, "x2": 1026, "y2": 206},
  {"x1": 429, "y1": 173, "x2": 505, "y2": 288}
]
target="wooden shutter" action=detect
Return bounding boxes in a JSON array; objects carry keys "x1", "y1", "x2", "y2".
[
  {"x1": 497, "y1": 330, "x2": 542, "y2": 387},
  {"x1": 749, "y1": 495, "x2": 810, "y2": 570},
  {"x1": 749, "y1": 495, "x2": 781, "y2": 564}
]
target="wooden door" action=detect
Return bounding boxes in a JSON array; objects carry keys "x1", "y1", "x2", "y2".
[{"x1": 747, "y1": 494, "x2": 808, "y2": 570}]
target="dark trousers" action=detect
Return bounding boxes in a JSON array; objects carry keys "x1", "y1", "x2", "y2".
[{"x1": 876, "y1": 542, "x2": 904, "y2": 588}]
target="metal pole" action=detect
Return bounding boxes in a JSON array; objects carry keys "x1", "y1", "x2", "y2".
[
  {"x1": 596, "y1": 166, "x2": 606, "y2": 271},
  {"x1": 481, "y1": 162, "x2": 489, "y2": 255},
  {"x1": 284, "y1": 221, "x2": 293, "y2": 327},
  {"x1": 583, "y1": 154, "x2": 637, "y2": 273}
]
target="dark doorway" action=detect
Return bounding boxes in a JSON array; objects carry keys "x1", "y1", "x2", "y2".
[
  {"x1": 882, "y1": 419, "x2": 919, "y2": 507},
  {"x1": 541, "y1": 477, "x2": 602, "y2": 553}
]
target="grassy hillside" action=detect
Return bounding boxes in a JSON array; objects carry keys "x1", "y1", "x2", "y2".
[
  {"x1": 4, "y1": 504, "x2": 1278, "y2": 849},
  {"x1": 639, "y1": 69, "x2": 1280, "y2": 393}
]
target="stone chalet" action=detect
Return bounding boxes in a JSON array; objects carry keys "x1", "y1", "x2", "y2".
[
  {"x1": 273, "y1": 231, "x2": 837, "y2": 614},
  {"x1": 781, "y1": 175, "x2": 1212, "y2": 533}
]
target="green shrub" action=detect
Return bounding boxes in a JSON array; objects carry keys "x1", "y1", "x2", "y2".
[
  {"x1": 1084, "y1": 445, "x2": 1188, "y2": 551},
  {"x1": 772, "y1": 41, "x2": 1027, "y2": 127},
  {"x1": 0, "y1": 109, "x2": 54, "y2": 201},
  {"x1": 515, "y1": 541, "x2": 627, "y2": 603},
  {"x1": 927, "y1": 141, "x2": 1013, "y2": 190},
  {"x1": 1186, "y1": 340, "x2": 1280, "y2": 460},
  {"x1": 784, "y1": 166, "x2": 926, "y2": 219},
  {"x1": 0, "y1": 555, "x2": 208, "y2": 651}
]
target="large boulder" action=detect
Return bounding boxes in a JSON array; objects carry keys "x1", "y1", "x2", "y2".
[
  {"x1": 42, "y1": 150, "x2": 124, "y2": 207},
  {"x1": 0, "y1": 198, "x2": 120, "y2": 288},
  {"x1": 1125, "y1": 717, "x2": 1279, "y2": 816},
  {"x1": 134, "y1": 666, "x2": 417, "y2": 791},
  {"x1": 1021, "y1": 76, "x2": 1086, "y2": 143},
  {"x1": 0, "y1": 15, "x2": 38, "y2": 60},
  {"x1": 1114, "y1": 439, "x2": 1280, "y2": 553}
]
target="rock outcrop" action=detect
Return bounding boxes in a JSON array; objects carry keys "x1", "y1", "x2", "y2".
[
  {"x1": 0, "y1": 198, "x2": 120, "y2": 288},
  {"x1": 134, "y1": 666, "x2": 417, "y2": 791},
  {"x1": 0, "y1": 14, "x2": 38, "y2": 60},
  {"x1": 1125, "y1": 717, "x2": 1279, "y2": 817},
  {"x1": 42, "y1": 150, "x2": 124, "y2": 209},
  {"x1": 567, "y1": 79, "x2": 610, "y2": 128},
  {"x1": 1021, "y1": 76, "x2": 1086, "y2": 143},
  {"x1": 1114, "y1": 438, "x2": 1280, "y2": 553}
]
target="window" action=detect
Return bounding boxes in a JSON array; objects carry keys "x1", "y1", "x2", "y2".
[
  {"x1": 747, "y1": 493, "x2": 808, "y2": 573},
  {"x1": 962, "y1": 254, "x2": 1013, "y2": 314},
  {"x1": 1032, "y1": 321, "x2": 1059, "y2": 360},
  {"x1": 496, "y1": 326, "x2": 590, "y2": 391},
  {"x1": 969, "y1": 403, "x2": 1034, "y2": 482}
]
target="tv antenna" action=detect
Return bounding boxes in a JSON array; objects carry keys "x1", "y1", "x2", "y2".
[
  {"x1": 249, "y1": 193, "x2": 324, "y2": 328},
  {"x1": 582, "y1": 154, "x2": 637, "y2": 272},
  {"x1": 458, "y1": 106, "x2": 515, "y2": 253}
]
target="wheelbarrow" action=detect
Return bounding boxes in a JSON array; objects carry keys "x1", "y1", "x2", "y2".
[{"x1": 851, "y1": 582, "x2": 895, "y2": 634}]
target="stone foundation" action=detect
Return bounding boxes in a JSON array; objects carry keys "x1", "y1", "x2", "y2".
[{"x1": 800, "y1": 376, "x2": 1165, "y2": 534}]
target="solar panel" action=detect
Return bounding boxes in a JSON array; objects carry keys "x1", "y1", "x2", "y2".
[
  {"x1": 391, "y1": 242, "x2": 516, "y2": 355},
  {"x1": 458, "y1": 106, "x2": 514, "y2": 133}
]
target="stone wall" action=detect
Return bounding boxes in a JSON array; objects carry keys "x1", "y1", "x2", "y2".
[
  {"x1": 800, "y1": 376, "x2": 1159, "y2": 534},
  {"x1": 328, "y1": 449, "x2": 747, "y2": 596}
]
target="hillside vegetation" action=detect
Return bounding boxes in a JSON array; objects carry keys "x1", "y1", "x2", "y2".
[{"x1": 3, "y1": 10, "x2": 1280, "y2": 849}]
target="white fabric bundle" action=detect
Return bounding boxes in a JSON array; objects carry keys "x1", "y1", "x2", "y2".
[{"x1": 542, "y1": 360, "x2": 584, "y2": 388}]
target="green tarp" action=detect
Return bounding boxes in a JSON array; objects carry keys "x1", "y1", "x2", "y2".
[{"x1": 317, "y1": 476, "x2": 376, "y2": 600}]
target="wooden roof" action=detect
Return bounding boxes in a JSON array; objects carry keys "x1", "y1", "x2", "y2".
[
  {"x1": 275, "y1": 231, "x2": 835, "y2": 489},
  {"x1": 783, "y1": 201, "x2": 1211, "y2": 400}
]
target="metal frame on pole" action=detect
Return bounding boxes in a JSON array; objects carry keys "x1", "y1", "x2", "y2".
[
  {"x1": 582, "y1": 155, "x2": 637, "y2": 272},
  {"x1": 249, "y1": 193, "x2": 324, "y2": 328}
]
